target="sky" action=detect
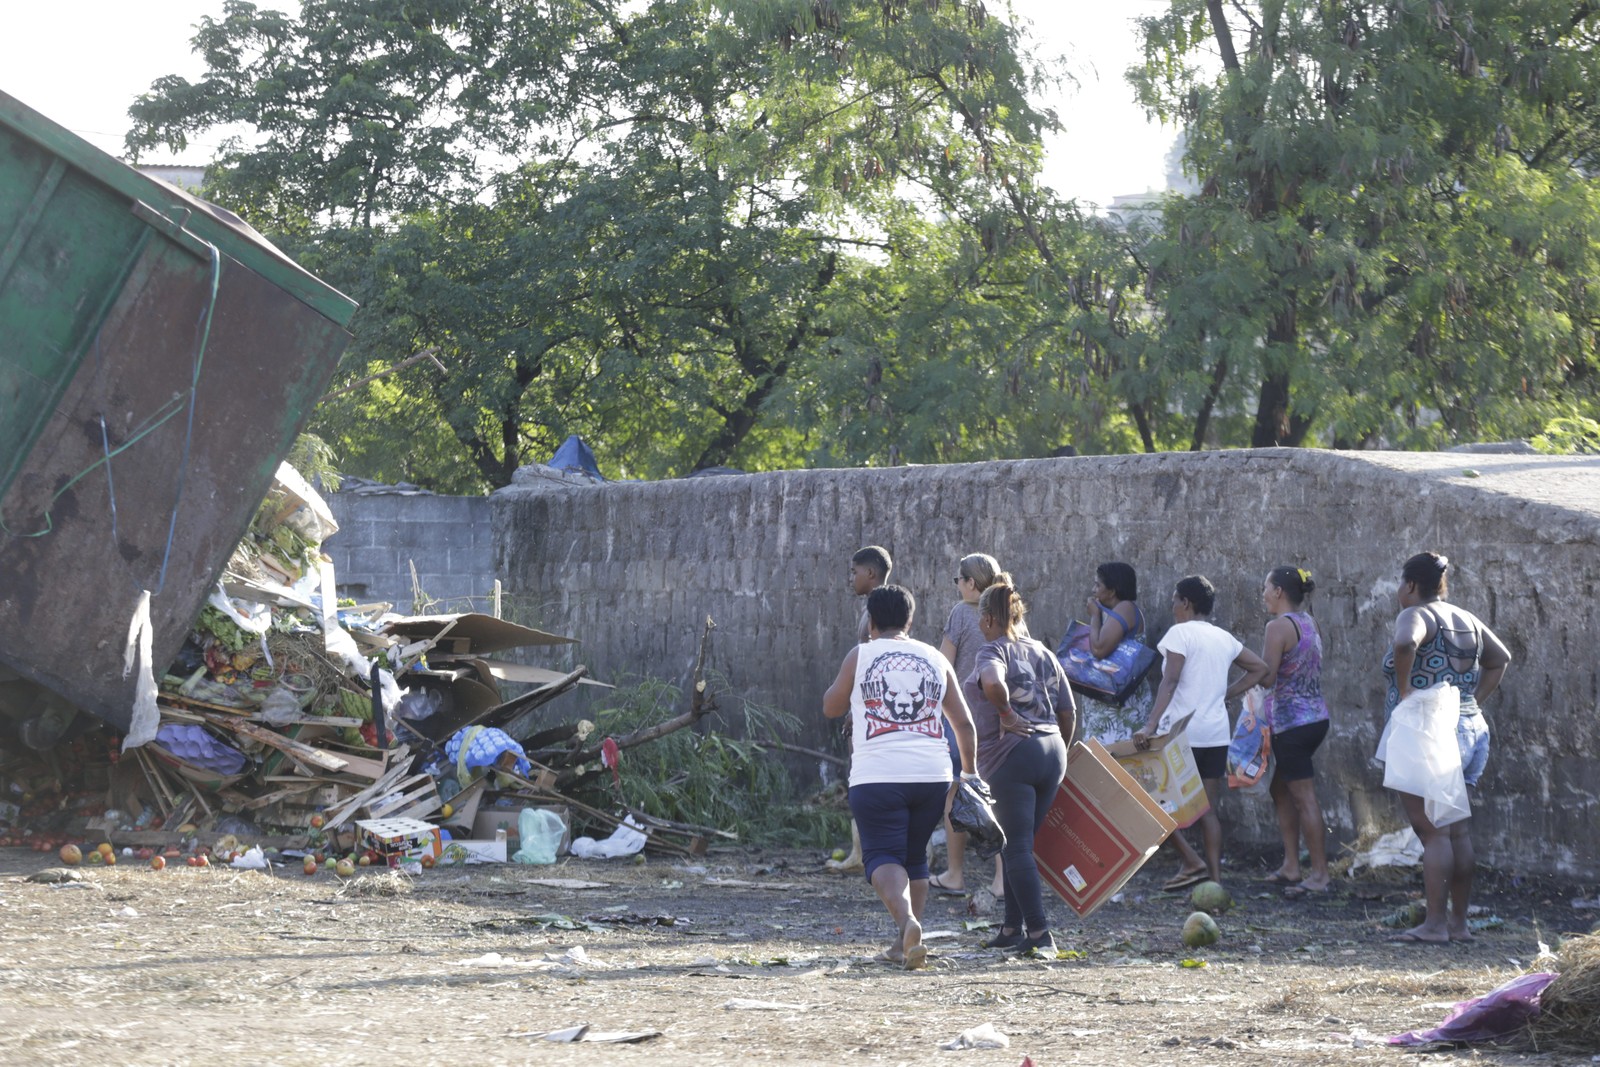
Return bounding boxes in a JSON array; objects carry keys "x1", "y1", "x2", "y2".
[{"x1": 0, "y1": 0, "x2": 1181, "y2": 209}]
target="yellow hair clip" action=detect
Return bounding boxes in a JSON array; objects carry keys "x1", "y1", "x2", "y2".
[{"x1": 1297, "y1": 568, "x2": 1312, "y2": 584}]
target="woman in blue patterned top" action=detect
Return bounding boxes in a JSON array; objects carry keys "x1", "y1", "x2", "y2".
[
  {"x1": 1257, "y1": 566, "x2": 1331, "y2": 896},
  {"x1": 1382, "y1": 552, "x2": 1511, "y2": 945}
]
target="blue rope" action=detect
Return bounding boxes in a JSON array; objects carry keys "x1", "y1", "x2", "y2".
[{"x1": 152, "y1": 240, "x2": 221, "y2": 595}]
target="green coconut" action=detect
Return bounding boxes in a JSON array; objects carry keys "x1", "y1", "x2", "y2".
[
  {"x1": 1190, "y1": 880, "x2": 1233, "y2": 916},
  {"x1": 1181, "y1": 911, "x2": 1222, "y2": 948}
]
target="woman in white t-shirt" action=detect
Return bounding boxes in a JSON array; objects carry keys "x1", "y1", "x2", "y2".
[
  {"x1": 1135, "y1": 575, "x2": 1268, "y2": 891},
  {"x1": 823, "y1": 585, "x2": 980, "y2": 970}
]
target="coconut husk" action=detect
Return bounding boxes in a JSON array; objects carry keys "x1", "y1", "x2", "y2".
[{"x1": 1528, "y1": 931, "x2": 1600, "y2": 1052}]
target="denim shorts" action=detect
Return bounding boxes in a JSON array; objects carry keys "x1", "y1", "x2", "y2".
[{"x1": 1458, "y1": 713, "x2": 1490, "y2": 787}]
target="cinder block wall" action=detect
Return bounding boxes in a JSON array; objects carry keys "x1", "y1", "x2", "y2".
[
  {"x1": 323, "y1": 489, "x2": 493, "y2": 613},
  {"x1": 493, "y1": 449, "x2": 1600, "y2": 877}
]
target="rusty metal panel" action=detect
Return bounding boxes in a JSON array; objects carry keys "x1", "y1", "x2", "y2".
[{"x1": 0, "y1": 230, "x2": 351, "y2": 732}]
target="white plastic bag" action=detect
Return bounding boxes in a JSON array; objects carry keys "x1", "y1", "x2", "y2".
[{"x1": 1377, "y1": 684, "x2": 1470, "y2": 827}]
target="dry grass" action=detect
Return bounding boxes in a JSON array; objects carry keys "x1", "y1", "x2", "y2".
[
  {"x1": 1331, "y1": 971, "x2": 1484, "y2": 999},
  {"x1": 1527, "y1": 931, "x2": 1600, "y2": 1053},
  {"x1": 337, "y1": 869, "x2": 415, "y2": 897}
]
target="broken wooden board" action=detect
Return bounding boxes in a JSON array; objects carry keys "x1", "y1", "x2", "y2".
[{"x1": 201, "y1": 714, "x2": 349, "y2": 773}]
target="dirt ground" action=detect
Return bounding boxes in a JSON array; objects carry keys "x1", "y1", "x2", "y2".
[{"x1": 0, "y1": 843, "x2": 1595, "y2": 1067}]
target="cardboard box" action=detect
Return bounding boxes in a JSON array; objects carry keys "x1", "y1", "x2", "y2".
[
  {"x1": 473, "y1": 805, "x2": 570, "y2": 855},
  {"x1": 355, "y1": 817, "x2": 441, "y2": 867},
  {"x1": 1034, "y1": 739, "x2": 1179, "y2": 917},
  {"x1": 1103, "y1": 713, "x2": 1211, "y2": 829},
  {"x1": 439, "y1": 835, "x2": 508, "y2": 865}
]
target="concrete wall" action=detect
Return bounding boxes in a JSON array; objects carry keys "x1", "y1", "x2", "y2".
[
  {"x1": 493, "y1": 449, "x2": 1600, "y2": 878},
  {"x1": 323, "y1": 488, "x2": 493, "y2": 614}
]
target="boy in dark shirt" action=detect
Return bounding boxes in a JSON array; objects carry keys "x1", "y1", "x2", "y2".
[{"x1": 827, "y1": 545, "x2": 893, "y2": 873}]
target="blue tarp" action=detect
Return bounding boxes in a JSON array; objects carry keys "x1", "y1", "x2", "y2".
[{"x1": 549, "y1": 434, "x2": 603, "y2": 480}]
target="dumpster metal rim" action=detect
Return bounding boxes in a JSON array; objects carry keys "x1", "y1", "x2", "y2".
[{"x1": 0, "y1": 88, "x2": 358, "y2": 329}]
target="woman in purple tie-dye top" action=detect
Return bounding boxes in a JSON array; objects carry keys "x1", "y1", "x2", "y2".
[{"x1": 1258, "y1": 566, "x2": 1331, "y2": 896}]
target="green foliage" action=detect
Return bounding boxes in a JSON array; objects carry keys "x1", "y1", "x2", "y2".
[
  {"x1": 197, "y1": 605, "x2": 249, "y2": 653},
  {"x1": 580, "y1": 677, "x2": 847, "y2": 848},
  {"x1": 126, "y1": 0, "x2": 1600, "y2": 475},
  {"x1": 283, "y1": 433, "x2": 341, "y2": 492},
  {"x1": 1532, "y1": 416, "x2": 1600, "y2": 455},
  {"x1": 1128, "y1": 1, "x2": 1600, "y2": 449}
]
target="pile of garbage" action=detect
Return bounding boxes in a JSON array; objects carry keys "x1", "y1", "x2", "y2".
[{"x1": 0, "y1": 463, "x2": 721, "y2": 867}]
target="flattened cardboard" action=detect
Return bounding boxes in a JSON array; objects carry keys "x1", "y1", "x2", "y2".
[
  {"x1": 382, "y1": 613, "x2": 575, "y2": 653},
  {"x1": 474, "y1": 657, "x2": 613, "y2": 689},
  {"x1": 1103, "y1": 713, "x2": 1211, "y2": 829},
  {"x1": 1035, "y1": 739, "x2": 1178, "y2": 917}
]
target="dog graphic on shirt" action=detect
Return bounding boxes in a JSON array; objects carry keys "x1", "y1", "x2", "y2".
[{"x1": 859, "y1": 651, "x2": 944, "y2": 739}]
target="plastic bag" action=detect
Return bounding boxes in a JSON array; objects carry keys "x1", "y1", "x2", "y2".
[
  {"x1": 569, "y1": 815, "x2": 648, "y2": 859},
  {"x1": 512, "y1": 808, "x2": 566, "y2": 864},
  {"x1": 259, "y1": 685, "x2": 302, "y2": 726},
  {"x1": 1377, "y1": 684, "x2": 1470, "y2": 827},
  {"x1": 948, "y1": 776, "x2": 1006, "y2": 859},
  {"x1": 1055, "y1": 621, "x2": 1158, "y2": 705},
  {"x1": 1227, "y1": 686, "x2": 1273, "y2": 790}
]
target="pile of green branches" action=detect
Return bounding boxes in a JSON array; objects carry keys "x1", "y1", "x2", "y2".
[{"x1": 576, "y1": 677, "x2": 846, "y2": 849}]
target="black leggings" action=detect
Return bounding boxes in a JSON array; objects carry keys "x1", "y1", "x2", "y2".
[{"x1": 990, "y1": 733, "x2": 1069, "y2": 934}]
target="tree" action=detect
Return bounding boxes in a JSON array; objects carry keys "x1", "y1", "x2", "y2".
[
  {"x1": 1130, "y1": 1, "x2": 1600, "y2": 449},
  {"x1": 131, "y1": 0, "x2": 1118, "y2": 485}
]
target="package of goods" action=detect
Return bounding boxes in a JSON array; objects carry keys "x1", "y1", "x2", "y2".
[
  {"x1": 1034, "y1": 739, "x2": 1178, "y2": 917},
  {"x1": 1103, "y1": 713, "x2": 1210, "y2": 828},
  {"x1": 355, "y1": 817, "x2": 441, "y2": 867},
  {"x1": 1055, "y1": 621, "x2": 1159, "y2": 705}
]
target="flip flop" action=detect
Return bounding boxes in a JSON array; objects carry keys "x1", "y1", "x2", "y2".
[
  {"x1": 1261, "y1": 873, "x2": 1300, "y2": 887},
  {"x1": 1161, "y1": 870, "x2": 1209, "y2": 892},
  {"x1": 927, "y1": 872, "x2": 966, "y2": 896},
  {"x1": 1388, "y1": 931, "x2": 1449, "y2": 945},
  {"x1": 1283, "y1": 882, "x2": 1332, "y2": 900}
]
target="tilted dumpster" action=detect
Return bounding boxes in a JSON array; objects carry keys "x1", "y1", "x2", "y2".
[{"x1": 0, "y1": 88, "x2": 357, "y2": 740}]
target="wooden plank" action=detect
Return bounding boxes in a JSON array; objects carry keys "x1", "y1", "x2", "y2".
[
  {"x1": 200, "y1": 713, "x2": 349, "y2": 773},
  {"x1": 324, "y1": 759, "x2": 416, "y2": 829}
]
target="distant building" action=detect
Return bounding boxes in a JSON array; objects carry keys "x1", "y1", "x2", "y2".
[
  {"x1": 1101, "y1": 133, "x2": 1198, "y2": 230},
  {"x1": 136, "y1": 164, "x2": 206, "y2": 193}
]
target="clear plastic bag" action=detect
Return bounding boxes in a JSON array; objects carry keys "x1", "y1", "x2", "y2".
[
  {"x1": 1377, "y1": 684, "x2": 1470, "y2": 827},
  {"x1": 948, "y1": 776, "x2": 1006, "y2": 859},
  {"x1": 512, "y1": 808, "x2": 566, "y2": 865}
]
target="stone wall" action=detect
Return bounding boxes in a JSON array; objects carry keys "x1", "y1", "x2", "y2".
[
  {"x1": 323, "y1": 488, "x2": 493, "y2": 614},
  {"x1": 493, "y1": 449, "x2": 1600, "y2": 878}
]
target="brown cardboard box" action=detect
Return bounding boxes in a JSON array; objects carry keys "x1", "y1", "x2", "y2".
[
  {"x1": 1103, "y1": 712, "x2": 1210, "y2": 828},
  {"x1": 1034, "y1": 739, "x2": 1178, "y2": 917}
]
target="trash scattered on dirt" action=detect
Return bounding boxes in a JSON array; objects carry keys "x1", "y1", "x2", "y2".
[
  {"x1": 938, "y1": 1022, "x2": 1011, "y2": 1050},
  {"x1": 24, "y1": 868, "x2": 86, "y2": 884},
  {"x1": 1380, "y1": 901, "x2": 1427, "y2": 929},
  {"x1": 1530, "y1": 931, "x2": 1600, "y2": 1051},
  {"x1": 1389, "y1": 972, "x2": 1557, "y2": 1047},
  {"x1": 529, "y1": 1024, "x2": 662, "y2": 1044},
  {"x1": 722, "y1": 999, "x2": 811, "y2": 1011},
  {"x1": 1346, "y1": 828, "x2": 1423, "y2": 872},
  {"x1": 524, "y1": 878, "x2": 611, "y2": 890}
]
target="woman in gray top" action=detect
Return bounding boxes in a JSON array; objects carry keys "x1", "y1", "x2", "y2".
[{"x1": 929, "y1": 552, "x2": 1007, "y2": 897}]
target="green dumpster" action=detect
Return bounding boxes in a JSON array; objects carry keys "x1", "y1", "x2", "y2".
[{"x1": 0, "y1": 88, "x2": 358, "y2": 736}]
